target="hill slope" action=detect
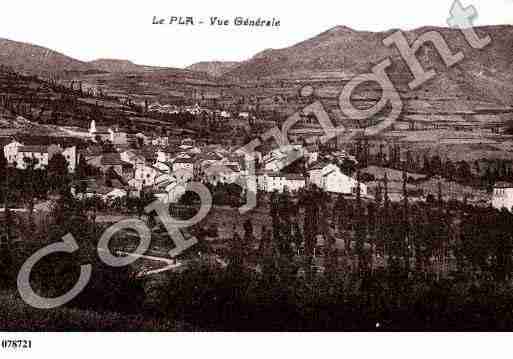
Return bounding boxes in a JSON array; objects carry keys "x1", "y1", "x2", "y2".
[
  {"x1": 88, "y1": 59, "x2": 170, "y2": 73},
  {"x1": 187, "y1": 61, "x2": 240, "y2": 77},
  {"x1": 222, "y1": 25, "x2": 513, "y2": 104},
  {"x1": 0, "y1": 38, "x2": 188, "y2": 76},
  {"x1": 0, "y1": 38, "x2": 94, "y2": 76}
]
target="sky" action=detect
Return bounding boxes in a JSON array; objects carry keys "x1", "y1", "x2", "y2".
[{"x1": 0, "y1": 0, "x2": 511, "y2": 68}]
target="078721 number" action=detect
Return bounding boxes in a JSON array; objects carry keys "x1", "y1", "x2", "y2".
[{"x1": 1, "y1": 339, "x2": 32, "y2": 349}]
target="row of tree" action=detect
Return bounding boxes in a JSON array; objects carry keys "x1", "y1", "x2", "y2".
[{"x1": 348, "y1": 139, "x2": 513, "y2": 188}]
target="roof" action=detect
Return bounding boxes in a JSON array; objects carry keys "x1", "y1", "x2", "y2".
[
  {"x1": 151, "y1": 165, "x2": 166, "y2": 174},
  {"x1": 173, "y1": 157, "x2": 195, "y2": 164},
  {"x1": 93, "y1": 126, "x2": 111, "y2": 134},
  {"x1": 225, "y1": 164, "x2": 240, "y2": 172},
  {"x1": 284, "y1": 173, "x2": 305, "y2": 181},
  {"x1": 101, "y1": 152, "x2": 123, "y2": 165},
  {"x1": 256, "y1": 169, "x2": 274, "y2": 176},
  {"x1": 309, "y1": 161, "x2": 328, "y2": 171},
  {"x1": 18, "y1": 145, "x2": 48, "y2": 153},
  {"x1": 494, "y1": 182, "x2": 513, "y2": 189},
  {"x1": 322, "y1": 169, "x2": 337, "y2": 177},
  {"x1": 267, "y1": 172, "x2": 284, "y2": 178},
  {"x1": 86, "y1": 185, "x2": 114, "y2": 195},
  {"x1": 0, "y1": 137, "x2": 17, "y2": 146}
]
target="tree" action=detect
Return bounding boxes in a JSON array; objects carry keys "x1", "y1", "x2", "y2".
[
  {"x1": 301, "y1": 187, "x2": 320, "y2": 278},
  {"x1": 0, "y1": 149, "x2": 6, "y2": 176},
  {"x1": 243, "y1": 219, "x2": 254, "y2": 253},
  {"x1": 23, "y1": 157, "x2": 39, "y2": 228},
  {"x1": 430, "y1": 155, "x2": 442, "y2": 176},
  {"x1": 406, "y1": 150, "x2": 414, "y2": 171},
  {"x1": 444, "y1": 159, "x2": 456, "y2": 182},
  {"x1": 0, "y1": 150, "x2": 6, "y2": 203},
  {"x1": 423, "y1": 153, "x2": 431, "y2": 175},
  {"x1": 375, "y1": 182, "x2": 383, "y2": 206},
  {"x1": 0, "y1": 149, "x2": 12, "y2": 288},
  {"x1": 402, "y1": 165, "x2": 410, "y2": 274},
  {"x1": 355, "y1": 171, "x2": 366, "y2": 274},
  {"x1": 48, "y1": 153, "x2": 69, "y2": 191},
  {"x1": 456, "y1": 161, "x2": 472, "y2": 183}
]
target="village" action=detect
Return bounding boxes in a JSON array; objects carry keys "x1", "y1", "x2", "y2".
[
  {"x1": 2, "y1": 16, "x2": 513, "y2": 332},
  {"x1": 3, "y1": 104, "x2": 513, "y2": 216},
  {"x1": 1, "y1": 108, "x2": 372, "y2": 209}
]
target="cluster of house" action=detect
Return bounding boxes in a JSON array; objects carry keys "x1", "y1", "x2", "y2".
[
  {"x1": 147, "y1": 102, "x2": 251, "y2": 121},
  {"x1": 76, "y1": 137, "x2": 369, "y2": 204},
  {"x1": 1, "y1": 122, "x2": 369, "y2": 205},
  {"x1": 2, "y1": 137, "x2": 79, "y2": 172},
  {"x1": 491, "y1": 182, "x2": 513, "y2": 212}
]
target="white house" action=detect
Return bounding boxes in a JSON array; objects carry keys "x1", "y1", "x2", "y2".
[
  {"x1": 152, "y1": 136, "x2": 169, "y2": 147},
  {"x1": 156, "y1": 150, "x2": 173, "y2": 164},
  {"x1": 16, "y1": 145, "x2": 49, "y2": 169},
  {"x1": 109, "y1": 129, "x2": 128, "y2": 145},
  {"x1": 262, "y1": 145, "x2": 304, "y2": 172},
  {"x1": 61, "y1": 146, "x2": 79, "y2": 173},
  {"x1": 203, "y1": 163, "x2": 241, "y2": 185},
  {"x1": 185, "y1": 104, "x2": 202, "y2": 115},
  {"x1": 155, "y1": 173, "x2": 176, "y2": 187},
  {"x1": 134, "y1": 164, "x2": 162, "y2": 188},
  {"x1": 257, "y1": 172, "x2": 306, "y2": 193},
  {"x1": 101, "y1": 187, "x2": 127, "y2": 202},
  {"x1": 166, "y1": 182, "x2": 187, "y2": 203},
  {"x1": 3, "y1": 139, "x2": 23, "y2": 164},
  {"x1": 238, "y1": 112, "x2": 250, "y2": 119},
  {"x1": 256, "y1": 171, "x2": 272, "y2": 191},
  {"x1": 309, "y1": 163, "x2": 367, "y2": 196},
  {"x1": 172, "y1": 158, "x2": 195, "y2": 182},
  {"x1": 492, "y1": 182, "x2": 513, "y2": 211},
  {"x1": 154, "y1": 161, "x2": 172, "y2": 174},
  {"x1": 308, "y1": 162, "x2": 331, "y2": 187},
  {"x1": 220, "y1": 110, "x2": 231, "y2": 119},
  {"x1": 283, "y1": 173, "x2": 306, "y2": 192},
  {"x1": 241, "y1": 174, "x2": 258, "y2": 195},
  {"x1": 88, "y1": 120, "x2": 111, "y2": 142}
]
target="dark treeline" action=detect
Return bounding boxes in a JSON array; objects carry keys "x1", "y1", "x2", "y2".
[
  {"x1": 142, "y1": 177, "x2": 513, "y2": 330},
  {"x1": 345, "y1": 138, "x2": 512, "y2": 189},
  {"x1": 2, "y1": 146, "x2": 513, "y2": 330}
]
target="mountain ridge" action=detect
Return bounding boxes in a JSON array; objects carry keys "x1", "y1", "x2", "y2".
[{"x1": 186, "y1": 61, "x2": 240, "y2": 77}]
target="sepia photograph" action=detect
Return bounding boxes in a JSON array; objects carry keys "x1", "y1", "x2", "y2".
[{"x1": 1, "y1": 0, "x2": 513, "y2": 356}]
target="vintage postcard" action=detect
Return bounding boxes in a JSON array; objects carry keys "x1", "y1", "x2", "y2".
[{"x1": 0, "y1": 0, "x2": 512, "y2": 356}]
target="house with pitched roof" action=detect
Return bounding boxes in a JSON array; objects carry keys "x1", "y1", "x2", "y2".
[
  {"x1": 172, "y1": 157, "x2": 195, "y2": 182},
  {"x1": 16, "y1": 145, "x2": 49, "y2": 169},
  {"x1": 133, "y1": 163, "x2": 165, "y2": 189},
  {"x1": 2, "y1": 138, "x2": 23, "y2": 164},
  {"x1": 309, "y1": 162, "x2": 367, "y2": 196},
  {"x1": 256, "y1": 171, "x2": 306, "y2": 193},
  {"x1": 492, "y1": 182, "x2": 513, "y2": 212}
]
